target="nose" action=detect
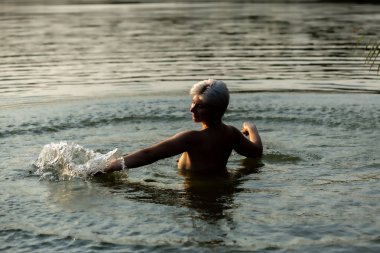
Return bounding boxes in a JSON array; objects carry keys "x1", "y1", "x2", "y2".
[{"x1": 190, "y1": 103, "x2": 196, "y2": 112}]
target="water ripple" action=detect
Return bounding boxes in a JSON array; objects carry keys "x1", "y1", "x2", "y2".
[{"x1": 1, "y1": 2, "x2": 379, "y2": 99}]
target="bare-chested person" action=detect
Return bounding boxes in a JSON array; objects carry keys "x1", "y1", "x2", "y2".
[{"x1": 102, "y1": 79, "x2": 263, "y2": 174}]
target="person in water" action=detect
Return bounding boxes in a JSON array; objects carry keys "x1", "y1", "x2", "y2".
[{"x1": 102, "y1": 79, "x2": 263, "y2": 174}]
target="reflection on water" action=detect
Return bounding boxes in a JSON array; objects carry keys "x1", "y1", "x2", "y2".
[
  {"x1": 90, "y1": 158, "x2": 263, "y2": 224},
  {"x1": 0, "y1": 0, "x2": 379, "y2": 106},
  {"x1": 181, "y1": 161, "x2": 262, "y2": 223}
]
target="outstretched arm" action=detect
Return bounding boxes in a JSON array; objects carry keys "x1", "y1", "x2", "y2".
[
  {"x1": 102, "y1": 131, "x2": 194, "y2": 173},
  {"x1": 233, "y1": 122, "x2": 263, "y2": 158}
]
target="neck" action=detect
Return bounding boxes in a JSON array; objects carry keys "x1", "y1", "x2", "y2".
[{"x1": 201, "y1": 119, "x2": 222, "y2": 129}]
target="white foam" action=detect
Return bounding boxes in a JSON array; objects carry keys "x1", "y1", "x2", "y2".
[{"x1": 34, "y1": 142, "x2": 122, "y2": 180}]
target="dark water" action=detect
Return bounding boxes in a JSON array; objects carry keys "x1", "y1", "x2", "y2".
[{"x1": 1, "y1": 1, "x2": 379, "y2": 252}]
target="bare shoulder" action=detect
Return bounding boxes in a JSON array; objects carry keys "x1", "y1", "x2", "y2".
[
  {"x1": 225, "y1": 124, "x2": 249, "y2": 146},
  {"x1": 171, "y1": 130, "x2": 201, "y2": 144},
  {"x1": 173, "y1": 130, "x2": 200, "y2": 138},
  {"x1": 145, "y1": 130, "x2": 201, "y2": 158},
  {"x1": 225, "y1": 124, "x2": 242, "y2": 137},
  {"x1": 218, "y1": 124, "x2": 244, "y2": 146}
]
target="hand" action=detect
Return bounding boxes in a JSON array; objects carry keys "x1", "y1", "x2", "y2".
[
  {"x1": 103, "y1": 157, "x2": 125, "y2": 173},
  {"x1": 241, "y1": 122, "x2": 256, "y2": 136}
]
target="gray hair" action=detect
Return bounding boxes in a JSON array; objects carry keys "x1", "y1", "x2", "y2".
[{"x1": 190, "y1": 79, "x2": 230, "y2": 111}]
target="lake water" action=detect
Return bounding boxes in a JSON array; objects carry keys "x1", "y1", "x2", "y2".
[{"x1": 1, "y1": 1, "x2": 379, "y2": 252}]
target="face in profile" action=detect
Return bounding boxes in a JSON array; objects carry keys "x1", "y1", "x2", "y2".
[{"x1": 190, "y1": 95, "x2": 211, "y2": 123}]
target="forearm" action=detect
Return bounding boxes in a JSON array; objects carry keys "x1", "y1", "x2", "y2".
[
  {"x1": 103, "y1": 148, "x2": 160, "y2": 174},
  {"x1": 123, "y1": 148, "x2": 159, "y2": 169},
  {"x1": 247, "y1": 125, "x2": 263, "y2": 150},
  {"x1": 242, "y1": 122, "x2": 263, "y2": 156}
]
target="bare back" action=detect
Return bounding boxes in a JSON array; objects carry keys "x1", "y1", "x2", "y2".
[{"x1": 177, "y1": 124, "x2": 236, "y2": 172}]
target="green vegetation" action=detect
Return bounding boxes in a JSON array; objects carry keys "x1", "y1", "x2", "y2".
[{"x1": 354, "y1": 29, "x2": 380, "y2": 75}]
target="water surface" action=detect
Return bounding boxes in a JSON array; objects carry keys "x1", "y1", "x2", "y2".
[{"x1": 0, "y1": 1, "x2": 379, "y2": 252}]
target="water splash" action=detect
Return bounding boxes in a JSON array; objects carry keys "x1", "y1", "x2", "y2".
[{"x1": 33, "y1": 142, "x2": 122, "y2": 181}]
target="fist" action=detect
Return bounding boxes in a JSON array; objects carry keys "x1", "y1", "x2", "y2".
[{"x1": 241, "y1": 122, "x2": 256, "y2": 136}]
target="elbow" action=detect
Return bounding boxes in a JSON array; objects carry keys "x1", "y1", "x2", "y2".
[
  {"x1": 257, "y1": 146, "x2": 263, "y2": 157},
  {"x1": 255, "y1": 140, "x2": 263, "y2": 157},
  {"x1": 250, "y1": 145, "x2": 263, "y2": 158},
  {"x1": 235, "y1": 143, "x2": 263, "y2": 159}
]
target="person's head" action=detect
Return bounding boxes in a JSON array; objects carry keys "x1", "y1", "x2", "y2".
[{"x1": 189, "y1": 79, "x2": 230, "y2": 124}]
